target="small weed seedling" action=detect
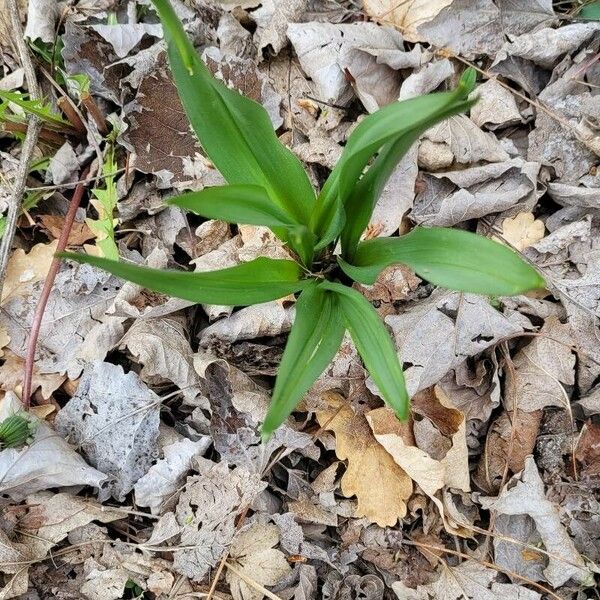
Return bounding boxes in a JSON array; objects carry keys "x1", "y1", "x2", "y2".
[{"x1": 62, "y1": 0, "x2": 545, "y2": 439}]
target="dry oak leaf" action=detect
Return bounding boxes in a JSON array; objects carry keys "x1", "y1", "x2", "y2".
[
  {"x1": 500, "y1": 212, "x2": 545, "y2": 251},
  {"x1": 316, "y1": 392, "x2": 412, "y2": 527},
  {"x1": 363, "y1": 0, "x2": 453, "y2": 42},
  {"x1": 367, "y1": 386, "x2": 471, "y2": 535},
  {"x1": 1, "y1": 240, "x2": 57, "y2": 304}
]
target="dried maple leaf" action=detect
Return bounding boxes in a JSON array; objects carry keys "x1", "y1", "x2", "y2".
[
  {"x1": 500, "y1": 212, "x2": 545, "y2": 251},
  {"x1": 316, "y1": 392, "x2": 412, "y2": 527}
]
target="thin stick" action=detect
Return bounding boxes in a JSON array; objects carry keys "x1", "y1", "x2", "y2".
[
  {"x1": 22, "y1": 166, "x2": 92, "y2": 408},
  {"x1": 0, "y1": 0, "x2": 42, "y2": 300}
]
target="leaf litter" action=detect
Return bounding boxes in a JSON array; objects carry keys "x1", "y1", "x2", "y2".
[{"x1": 1, "y1": 0, "x2": 600, "y2": 598}]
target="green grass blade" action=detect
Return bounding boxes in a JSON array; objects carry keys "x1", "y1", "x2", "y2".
[
  {"x1": 313, "y1": 69, "x2": 476, "y2": 246},
  {"x1": 261, "y1": 283, "x2": 346, "y2": 439},
  {"x1": 59, "y1": 252, "x2": 311, "y2": 306},
  {"x1": 320, "y1": 281, "x2": 409, "y2": 420},
  {"x1": 151, "y1": 0, "x2": 315, "y2": 225},
  {"x1": 339, "y1": 227, "x2": 546, "y2": 295}
]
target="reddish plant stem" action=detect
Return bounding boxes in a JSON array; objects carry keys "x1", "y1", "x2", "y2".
[{"x1": 22, "y1": 166, "x2": 91, "y2": 408}]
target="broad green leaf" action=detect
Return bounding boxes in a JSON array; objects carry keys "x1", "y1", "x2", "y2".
[
  {"x1": 312, "y1": 69, "x2": 476, "y2": 246},
  {"x1": 59, "y1": 252, "x2": 311, "y2": 306},
  {"x1": 261, "y1": 283, "x2": 346, "y2": 439},
  {"x1": 167, "y1": 184, "x2": 316, "y2": 265},
  {"x1": 167, "y1": 184, "x2": 299, "y2": 227},
  {"x1": 320, "y1": 281, "x2": 409, "y2": 420},
  {"x1": 338, "y1": 227, "x2": 545, "y2": 295},
  {"x1": 151, "y1": 0, "x2": 315, "y2": 225},
  {"x1": 339, "y1": 94, "x2": 478, "y2": 258},
  {"x1": 580, "y1": 2, "x2": 600, "y2": 19}
]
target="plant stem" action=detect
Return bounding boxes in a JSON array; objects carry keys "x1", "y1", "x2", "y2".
[
  {"x1": 0, "y1": 0, "x2": 42, "y2": 300},
  {"x1": 22, "y1": 166, "x2": 92, "y2": 408}
]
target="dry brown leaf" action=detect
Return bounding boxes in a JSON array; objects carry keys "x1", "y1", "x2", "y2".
[
  {"x1": 0, "y1": 325, "x2": 9, "y2": 358},
  {"x1": 316, "y1": 392, "x2": 412, "y2": 527},
  {"x1": 0, "y1": 351, "x2": 66, "y2": 399},
  {"x1": 368, "y1": 386, "x2": 470, "y2": 535},
  {"x1": 38, "y1": 215, "x2": 95, "y2": 246},
  {"x1": 363, "y1": 0, "x2": 453, "y2": 42},
  {"x1": 500, "y1": 212, "x2": 545, "y2": 251},
  {"x1": 575, "y1": 421, "x2": 600, "y2": 480},
  {"x1": 1, "y1": 241, "x2": 57, "y2": 305},
  {"x1": 505, "y1": 316, "x2": 575, "y2": 412},
  {"x1": 473, "y1": 409, "x2": 542, "y2": 494}
]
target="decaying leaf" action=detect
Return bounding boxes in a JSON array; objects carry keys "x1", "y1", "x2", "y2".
[
  {"x1": 0, "y1": 392, "x2": 108, "y2": 501},
  {"x1": 55, "y1": 361, "x2": 161, "y2": 501},
  {"x1": 0, "y1": 491, "x2": 122, "y2": 600},
  {"x1": 393, "y1": 559, "x2": 543, "y2": 600},
  {"x1": 226, "y1": 520, "x2": 292, "y2": 600},
  {"x1": 386, "y1": 290, "x2": 521, "y2": 394},
  {"x1": 367, "y1": 386, "x2": 470, "y2": 534},
  {"x1": 316, "y1": 392, "x2": 413, "y2": 527},
  {"x1": 504, "y1": 316, "x2": 575, "y2": 412},
  {"x1": 165, "y1": 459, "x2": 266, "y2": 581},
  {"x1": 1, "y1": 262, "x2": 122, "y2": 378},
  {"x1": 480, "y1": 457, "x2": 593, "y2": 587},
  {"x1": 134, "y1": 437, "x2": 211, "y2": 514}
]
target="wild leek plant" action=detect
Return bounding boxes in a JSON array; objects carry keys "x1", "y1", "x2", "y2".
[{"x1": 62, "y1": 0, "x2": 544, "y2": 439}]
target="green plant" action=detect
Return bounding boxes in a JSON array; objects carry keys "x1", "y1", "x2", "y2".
[
  {"x1": 87, "y1": 137, "x2": 119, "y2": 259},
  {"x1": 0, "y1": 413, "x2": 35, "y2": 448},
  {"x1": 61, "y1": 0, "x2": 545, "y2": 439}
]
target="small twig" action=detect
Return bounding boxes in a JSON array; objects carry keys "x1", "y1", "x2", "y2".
[
  {"x1": 81, "y1": 92, "x2": 108, "y2": 135},
  {"x1": 57, "y1": 96, "x2": 87, "y2": 137},
  {"x1": 22, "y1": 166, "x2": 92, "y2": 408},
  {"x1": 0, "y1": 0, "x2": 42, "y2": 300},
  {"x1": 1, "y1": 121, "x2": 64, "y2": 145}
]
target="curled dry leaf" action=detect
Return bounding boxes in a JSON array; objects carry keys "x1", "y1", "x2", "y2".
[
  {"x1": 0, "y1": 392, "x2": 108, "y2": 501},
  {"x1": 474, "y1": 409, "x2": 542, "y2": 494},
  {"x1": 363, "y1": 0, "x2": 452, "y2": 42},
  {"x1": 480, "y1": 457, "x2": 593, "y2": 587},
  {"x1": 134, "y1": 437, "x2": 211, "y2": 514},
  {"x1": 367, "y1": 386, "x2": 470, "y2": 535},
  {"x1": 120, "y1": 314, "x2": 203, "y2": 402},
  {"x1": 316, "y1": 392, "x2": 413, "y2": 527},
  {"x1": 0, "y1": 326, "x2": 9, "y2": 358}
]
